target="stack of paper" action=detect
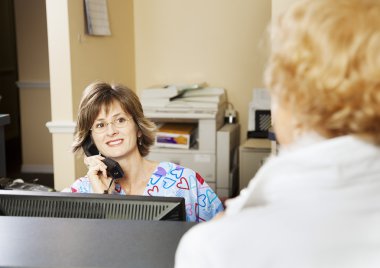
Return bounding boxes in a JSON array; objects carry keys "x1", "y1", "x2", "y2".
[
  {"x1": 140, "y1": 85, "x2": 179, "y2": 99},
  {"x1": 140, "y1": 85, "x2": 227, "y2": 113},
  {"x1": 170, "y1": 87, "x2": 226, "y2": 109},
  {"x1": 140, "y1": 84, "x2": 204, "y2": 108}
]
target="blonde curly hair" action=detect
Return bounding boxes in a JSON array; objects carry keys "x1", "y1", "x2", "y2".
[{"x1": 265, "y1": 0, "x2": 380, "y2": 145}]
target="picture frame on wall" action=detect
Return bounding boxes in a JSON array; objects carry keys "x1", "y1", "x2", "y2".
[{"x1": 84, "y1": 0, "x2": 111, "y2": 36}]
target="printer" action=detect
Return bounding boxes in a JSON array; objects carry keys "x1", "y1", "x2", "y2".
[{"x1": 247, "y1": 88, "x2": 271, "y2": 138}]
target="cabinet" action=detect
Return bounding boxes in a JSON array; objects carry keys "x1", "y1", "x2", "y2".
[
  {"x1": 239, "y1": 139, "x2": 271, "y2": 191},
  {"x1": 145, "y1": 109, "x2": 239, "y2": 198}
]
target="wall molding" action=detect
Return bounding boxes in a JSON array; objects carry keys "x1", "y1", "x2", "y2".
[
  {"x1": 16, "y1": 81, "x2": 50, "y2": 89},
  {"x1": 21, "y1": 164, "x2": 54, "y2": 174},
  {"x1": 46, "y1": 121, "x2": 76, "y2": 134}
]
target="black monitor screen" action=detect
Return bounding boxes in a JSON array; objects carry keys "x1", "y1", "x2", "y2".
[{"x1": 0, "y1": 190, "x2": 186, "y2": 221}]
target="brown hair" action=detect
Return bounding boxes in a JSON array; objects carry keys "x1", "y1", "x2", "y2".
[
  {"x1": 265, "y1": 0, "x2": 380, "y2": 144},
  {"x1": 72, "y1": 81, "x2": 156, "y2": 156}
]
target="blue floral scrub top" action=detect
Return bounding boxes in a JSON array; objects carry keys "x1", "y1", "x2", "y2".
[{"x1": 68, "y1": 162, "x2": 224, "y2": 222}]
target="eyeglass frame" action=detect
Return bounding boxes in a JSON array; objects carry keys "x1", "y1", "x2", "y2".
[{"x1": 90, "y1": 115, "x2": 133, "y2": 134}]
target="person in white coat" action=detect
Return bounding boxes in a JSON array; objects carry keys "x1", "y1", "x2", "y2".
[{"x1": 175, "y1": 0, "x2": 380, "y2": 267}]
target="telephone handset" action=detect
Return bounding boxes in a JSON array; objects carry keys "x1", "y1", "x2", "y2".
[{"x1": 83, "y1": 135, "x2": 125, "y2": 193}]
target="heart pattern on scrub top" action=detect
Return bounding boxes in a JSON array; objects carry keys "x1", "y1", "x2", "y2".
[
  {"x1": 176, "y1": 177, "x2": 190, "y2": 190},
  {"x1": 206, "y1": 189, "x2": 217, "y2": 203},
  {"x1": 150, "y1": 166, "x2": 166, "y2": 185},
  {"x1": 198, "y1": 194, "x2": 207, "y2": 207},
  {"x1": 147, "y1": 185, "x2": 159, "y2": 196},
  {"x1": 162, "y1": 177, "x2": 176, "y2": 189},
  {"x1": 186, "y1": 203, "x2": 193, "y2": 216},
  {"x1": 188, "y1": 175, "x2": 197, "y2": 189},
  {"x1": 170, "y1": 166, "x2": 184, "y2": 179}
]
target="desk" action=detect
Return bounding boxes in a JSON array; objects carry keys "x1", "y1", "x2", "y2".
[{"x1": 0, "y1": 216, "x2": 195, "y2": 268}]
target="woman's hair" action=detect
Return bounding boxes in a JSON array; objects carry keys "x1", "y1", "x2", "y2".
[
  {"x1": 265, "y1": 0, "x2": 380, "y2": 144},
  {"x1": 72, "y1": 81, "x2": 156, "y2": 157}
]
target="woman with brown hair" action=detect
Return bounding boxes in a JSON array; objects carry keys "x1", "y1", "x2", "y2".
[{"x1": 67, "y1": 81, "x2": 224, "y2": 222}]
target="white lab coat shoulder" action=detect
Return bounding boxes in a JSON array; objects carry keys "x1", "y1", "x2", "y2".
[{"x1": 175, "y1": 135, "x2": 380, "y2": 268}]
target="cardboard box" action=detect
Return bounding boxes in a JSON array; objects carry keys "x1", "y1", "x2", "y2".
[{"x1": 155, "y1": 123, "x2": 197, "y2": 149}]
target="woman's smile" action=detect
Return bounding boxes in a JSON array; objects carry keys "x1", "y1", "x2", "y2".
[{"x1": 106, "y1": 139, "x2": 123, "y2": 146}]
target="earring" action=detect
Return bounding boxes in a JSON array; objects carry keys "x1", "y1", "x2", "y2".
[{"x1": 138, "y1": 137, "x2": 142, "y2": 146}]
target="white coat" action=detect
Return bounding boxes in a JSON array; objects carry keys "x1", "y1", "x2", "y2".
[{"x1": 175, "y1": 135, "x2": 380, "y2": 268}]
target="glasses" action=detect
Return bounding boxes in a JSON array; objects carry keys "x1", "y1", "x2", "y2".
[{"x1": 91, "y1": 115, "x2": 132, "y2": 134}]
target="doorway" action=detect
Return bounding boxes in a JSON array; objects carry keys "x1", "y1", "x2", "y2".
[{"x1": 0, "y1": 0, "x2": 22, "y2": 176}]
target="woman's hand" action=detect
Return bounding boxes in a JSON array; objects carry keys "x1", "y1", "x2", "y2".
[{"x1": 84, "y1": 155, "x2": 112, "y2": 193}]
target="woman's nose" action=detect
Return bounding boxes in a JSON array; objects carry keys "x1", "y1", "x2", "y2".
[{"x1": 105, "y1": 122, "x2": 118, "y2": 135}]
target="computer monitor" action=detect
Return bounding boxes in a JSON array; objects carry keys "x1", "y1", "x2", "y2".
[{"x1": 0, "y1": 190, "x2": 186, "y2": 221}]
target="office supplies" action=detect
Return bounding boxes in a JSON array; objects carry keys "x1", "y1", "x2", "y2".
[
  {"x1": 155, "y1": 123, "x2": 197, "y2": 149},
  {"x1": 141, "y1": 98, "x2": 171, "y2": 107},
  {"x1": 181, "y1": 87, "x2": 225, "y2": 97},
  {"x1": 0, "y1": 190, "x2": 186, "y2": 221},
  {"x1": 168, "y1": 83, "x2": 206, "y2": 101},
  {"x1": 140, "y1": 84, "x2": 179, "y2": 99},
  {"x1": 140, "y1": 83, "x2": 205, "y2": 100},
  {"x1": 141, "y1": 86, "x2": 226, "y2": 112}
]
